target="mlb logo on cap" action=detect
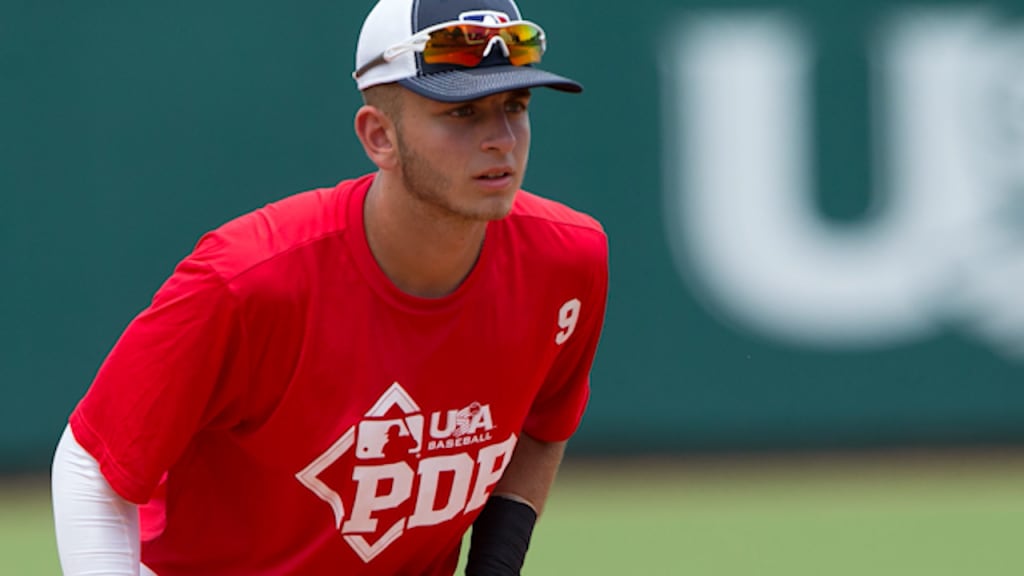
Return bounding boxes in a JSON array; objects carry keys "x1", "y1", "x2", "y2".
[
  {"x1": 353, "y1": 0, "x2": 583, "y2": 102},
  {"x1": 460, "y1": 10, "x2": 511, "y2": 25}
]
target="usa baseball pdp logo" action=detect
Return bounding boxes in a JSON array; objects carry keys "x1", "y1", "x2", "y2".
[{"x1": 295, "y1": 383, "x2": 516, "y2": 562}]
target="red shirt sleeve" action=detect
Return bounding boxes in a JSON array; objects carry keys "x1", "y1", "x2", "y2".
[
  {"x1": 69, "y1": 247, "x2": 249, "y2": 504},
  {"x1": 522, "y1": 230, "x2": 609, "y2": 443}
]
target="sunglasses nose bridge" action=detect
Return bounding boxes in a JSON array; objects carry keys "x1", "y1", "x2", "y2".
[{"x1": 481, "y1": 35, "x2": 511, "y2": 59}]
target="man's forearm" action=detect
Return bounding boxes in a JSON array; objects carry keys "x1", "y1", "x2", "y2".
[
  {"x1": 465, "y1": 435, "x2": 567, "y2": 575},
  {"x1": 492, "y1": 434, "x2": 566, "y2": 513},
  {"x1": 52, "y1": 424, "x2": 142, "y2": 576}
]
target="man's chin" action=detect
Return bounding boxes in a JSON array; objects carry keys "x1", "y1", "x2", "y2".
[{"x1": 478, "y1": 194, "x2": 518, "y2": 222}]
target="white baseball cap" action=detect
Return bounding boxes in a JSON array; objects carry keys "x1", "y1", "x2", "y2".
[{"x1": 353, "y1": 0, "x2": 583, "y2": 102}]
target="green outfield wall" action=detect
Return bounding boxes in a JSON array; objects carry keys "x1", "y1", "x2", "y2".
[{"x1": 4, "y1": 0, "x2": 1024, "y2": 470}]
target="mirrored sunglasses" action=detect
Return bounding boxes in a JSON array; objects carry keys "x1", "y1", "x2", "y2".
[{"x1": 354, "y1": 20, "x2": 547, "y2": 80}]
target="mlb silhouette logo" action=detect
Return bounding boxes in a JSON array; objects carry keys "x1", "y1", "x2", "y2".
[
  {"x1": 355, "y1": 415, "x2": 424, "y2": 460},
  {"x1": 459, "y1": 10, "x2": 511, "y2": 25}
]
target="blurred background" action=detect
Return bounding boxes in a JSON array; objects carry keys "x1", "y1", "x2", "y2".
[{"x1": 4, "y1": 0, "x2": 1024, "y2": 573}]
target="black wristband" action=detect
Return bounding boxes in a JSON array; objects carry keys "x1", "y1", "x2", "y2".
[{"x1": 465, "y1": 496, "x2": 538, "y2": 576}]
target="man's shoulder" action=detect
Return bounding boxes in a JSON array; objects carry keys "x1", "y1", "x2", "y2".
[
  {"x1": 509, "y1": 191, "x2": 605, "y2": 237},
  {"x1": 189, "y1": 175, "x2": 370, "y2": 282},
  {"x1": 501, "y1": 190, "x2": 606, "y2": 268}
]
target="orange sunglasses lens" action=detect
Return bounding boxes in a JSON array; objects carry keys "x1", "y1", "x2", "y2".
[{"x1": 422, "y1": 23, "x2": 544, "y2": 67}]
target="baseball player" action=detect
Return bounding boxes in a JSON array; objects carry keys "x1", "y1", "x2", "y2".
[{"x1": 51, "y1": 0, "x2": 608, "y2": 574}]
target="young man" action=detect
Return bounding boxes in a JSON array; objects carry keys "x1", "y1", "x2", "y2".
[{"x1": 51, "y1": 0, "x2": 608, "y2": 574}]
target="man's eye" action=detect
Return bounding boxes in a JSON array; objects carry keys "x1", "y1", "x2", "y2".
[
  {"x1": 506, "y1": 101, "x2": 528, "y2": 113},
  {"x1": 449, "y1": 106, "x2": 474, "y2": 118}
]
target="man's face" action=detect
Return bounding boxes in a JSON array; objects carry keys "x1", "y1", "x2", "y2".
[{"x1": 393, "y1": 88, "x2": 532, "y2": 222}]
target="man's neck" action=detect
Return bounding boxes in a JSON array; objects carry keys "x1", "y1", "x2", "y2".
[{"x1": 363, "y1": 176, "x2": 488, "y2": 299}]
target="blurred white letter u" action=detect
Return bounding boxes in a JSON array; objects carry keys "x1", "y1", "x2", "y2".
[{"x1": 661, "y1": 10, "x2": 1024, "y2": 354}]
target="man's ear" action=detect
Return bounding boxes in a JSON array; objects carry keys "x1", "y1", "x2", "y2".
[{"x1": 354, "y1": 105, "x2": 399, "y2": 170}]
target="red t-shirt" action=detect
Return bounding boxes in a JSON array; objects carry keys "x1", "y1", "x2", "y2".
[{"x1": 70, "y1": 174, "x2": 608, "y2": 575}]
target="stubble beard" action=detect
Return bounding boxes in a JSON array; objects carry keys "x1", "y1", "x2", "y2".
[{"x1": 397, "y1": 133, "x2": 515, "y2": 223}]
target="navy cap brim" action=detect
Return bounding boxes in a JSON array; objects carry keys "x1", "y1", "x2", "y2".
[{"x1": 397, "y1": 65, "x2": 583, "y2": 103}]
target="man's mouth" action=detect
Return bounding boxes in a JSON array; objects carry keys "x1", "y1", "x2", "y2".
[
  {"x1": 478, "y1": 172, "x2": 511, "y2": 180},
  {"x1": 475, "y1": 167, "x2": 515, "y2": 181}
]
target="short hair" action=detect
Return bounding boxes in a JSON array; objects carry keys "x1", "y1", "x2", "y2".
[{"x1": 361, "y1": 83, "x2": 404, "y2": 128}]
